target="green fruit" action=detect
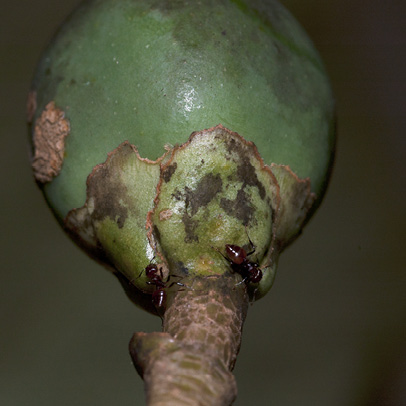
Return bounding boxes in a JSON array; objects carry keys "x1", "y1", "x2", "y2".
[{"x1": 28, "y1": 0, "x2": 335, "y2": 311}]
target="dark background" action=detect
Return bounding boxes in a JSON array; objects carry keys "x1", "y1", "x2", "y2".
[{"x1": 1, "y1": 0, "x2": 405, "y2": 405}]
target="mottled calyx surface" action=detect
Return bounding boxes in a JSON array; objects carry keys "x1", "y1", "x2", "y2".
[
  {"x1": 59, "y1": 124, "x2": 316, "y2": 403},
  {"x1": 41, "y1": 123, "x2": 317, "y2": 405},
  {"x1": 65, "y1": 125, "x2": 315, "y2": 307},
  {"x1": 130, "y1": 275, "x2": 248, "y2": 406},
  {"x1": 150, "y1": 126, "x2": 279, "y2": 287}
]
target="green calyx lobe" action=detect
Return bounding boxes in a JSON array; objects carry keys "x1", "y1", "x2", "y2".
[{"x1": 65, "y1": 126, "x2": 315, "y2": 309}]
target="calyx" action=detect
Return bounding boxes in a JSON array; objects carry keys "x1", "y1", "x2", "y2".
[{"x1": 65, "y1": 125, "x2": 315, "y2": 311}]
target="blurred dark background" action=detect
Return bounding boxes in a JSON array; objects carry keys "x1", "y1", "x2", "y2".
[{"x1": 1, "y1": 0, "x2": 405, "y2": 405}]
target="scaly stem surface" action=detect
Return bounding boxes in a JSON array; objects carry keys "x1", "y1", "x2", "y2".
[{"x1": 129, "y1": 274, "x2": 249, "y2": 405}]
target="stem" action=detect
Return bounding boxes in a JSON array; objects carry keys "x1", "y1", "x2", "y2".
[{"x1": 129, "y1": 274, "x2": 249, "y2": 406}]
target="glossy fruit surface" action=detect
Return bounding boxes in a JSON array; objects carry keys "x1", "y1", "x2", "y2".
[
  {"x1": 30, "y1": 0, "x2": 334, "y2": 219},
  {"x1": 29, "y1": 0, "x2": 335, "y2": 308}
]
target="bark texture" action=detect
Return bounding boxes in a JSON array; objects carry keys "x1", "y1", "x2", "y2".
[{"x1": 129, "y1": 274, "x2": 249, "y2": 406}]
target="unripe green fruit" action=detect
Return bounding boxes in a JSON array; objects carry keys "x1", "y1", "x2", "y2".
[{"x1": 29, "y1": 0, "x2": 335, "y2": 312}]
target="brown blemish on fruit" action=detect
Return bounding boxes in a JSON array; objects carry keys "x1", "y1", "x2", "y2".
[
  {"x1": 182, "y1": 212, "x2": 199, "y2": 243},
  {"x1": 165, "y1": 173, "x2": 222, "y2": 243},
  {"x1": 162, "y1": 163, "x2": 177, "y2": 183},
  {"x1": 185, "y1": 173, "x2": 223, "y2": 216},
  {"x1": 26, "y1": 90, "x2": 37, "y2": 123},
  {"x1": 87, "y1": 147, "x2": 133, "y2": 229},
  {"x1": 220, "y1": 188, "x2": 254, "y2": 226},
  {"x1": 31, "y1": 101, "x2": 70, "y2": 183},
  {"x1": 236, "y1": 160, "x2": 266, "y2": 200},
  {"x1": 217, "y1": 131, "x2": 267, "y2": 201},
  {"x1": 159, "y1": 209, "x2": 173, "y2": 221}
]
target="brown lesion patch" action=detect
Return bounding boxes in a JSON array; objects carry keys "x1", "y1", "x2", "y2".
[
  {"x1": 85, "y1": 144, "x2": 135, "y2": 229},
  {"x1": 162, "y1": 163, "x2": 177, "y2": 183},
  {"x1": 220, "y1": 188, "x2": 254, "y2": 227},
  {"x1": 31, "y1": 101, "x2": 70, "y2": 183},
  {"x1": 66, "y1": 142, "x2": 143, "y2": 242},
  {"x1": 185, "y1": 173, "x2": 223, "y2": 217},
  {"x1": 159, "y1": 209, "x2": 173, "y2": 221},
  {"x1": 182, "y1": 212, "x2": 199, "y2": 243},
  {"x1": 236, "y1": 160, "x2": 266, "y2": 200},
  {"x1": 180, "y1": 173, "x2": 223, "y2": 243}
]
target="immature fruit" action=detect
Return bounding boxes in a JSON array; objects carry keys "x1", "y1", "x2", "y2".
[{"x1": 28, "y1": 0, "x2": 335, "y2": 312}]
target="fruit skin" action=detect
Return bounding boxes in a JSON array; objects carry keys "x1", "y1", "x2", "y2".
[
  {"x1": 29, "y1": 0, "x2": 335, "y2": 221},
  {"x1": 28, "y1": 0, "x2": 335, "y2": 310}
]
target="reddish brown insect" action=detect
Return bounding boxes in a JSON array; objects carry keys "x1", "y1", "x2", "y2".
[
  {"x1": 144, "y1": 264, "x2": 185, "y2": 309},
  {"x1": 224, "y1": 244, "x2": 263, "y2": 284},
  {"x1": 225, "y1": 244, "x2": 262, "y2": 283}
]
